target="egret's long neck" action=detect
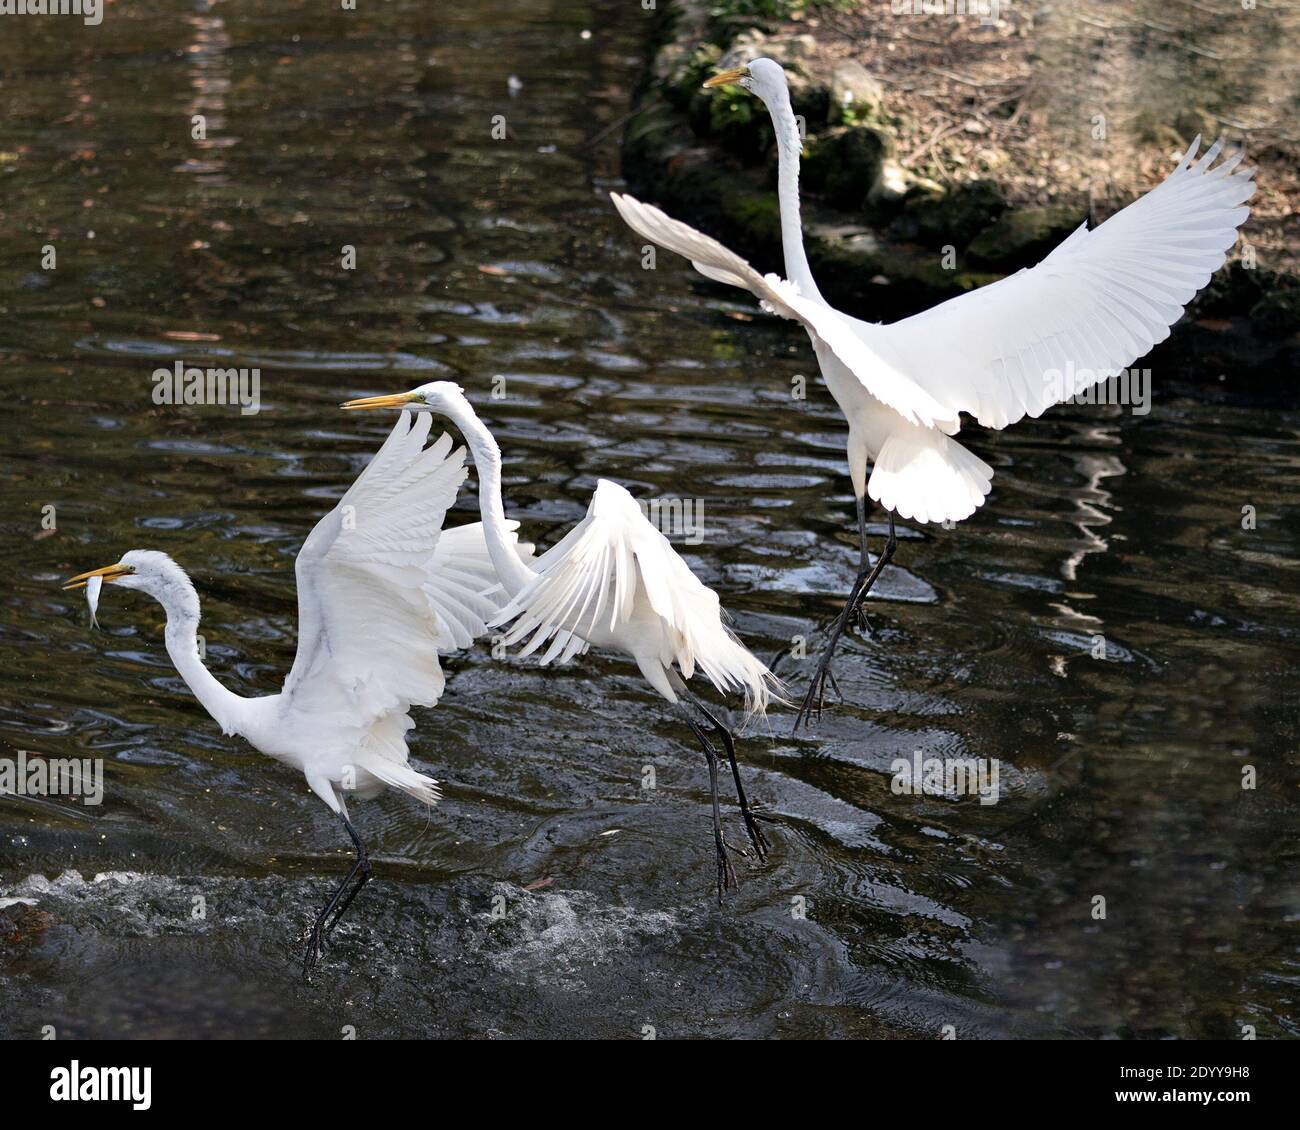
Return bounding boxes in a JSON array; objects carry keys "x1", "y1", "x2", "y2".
[
  {"x1": 766, "y1": 86, "x2": 824, "y2": 303},
  {"x1": 157, "y1": 579, "x2": 245, "y2": 736},
  {"x1": 439, "y1": 394, "x2": 537, "y2": 598}
]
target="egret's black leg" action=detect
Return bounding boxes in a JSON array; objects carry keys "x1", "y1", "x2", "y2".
[
  {"x1": 689, "y1": 696, "x2": 769, "y2": 861},
  {"x1": 703, "y1": 744, "x2": 736, "y2": 904},
  {"x1": 793, "y1": 502, "x2": 897, "y2": 730},
  {"x1": 321, "y1": 870, "x2": 370, "y2": 951},
  {"x1": 680, "y1": 709, "x2": 738, "y2": 902},
  {"x1": 855, "y1": 509, "x2": 897, "y2": 616},
  {"x1": 322, "y1": 824, "x2": 372, "y2": 950},
  {"x1": 302, "y1": 812, "x2": 369, "y2": 980}
]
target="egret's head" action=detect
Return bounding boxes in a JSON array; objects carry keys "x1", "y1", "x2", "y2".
[
  {"x1": 703, "y1": 57, "x2": 789, "y2": 106},
  {"x1": 340, "y1": 381, "x2": 466, "y2": 415},
  {"x1": 63, "y1": 550, "x2": 192, "y2": 606}
]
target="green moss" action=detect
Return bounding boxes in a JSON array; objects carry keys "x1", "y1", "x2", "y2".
[
  {"x1": 896, "y1": 179, "x2": 1006, "y2": 248},
  {"x1": 708, "y1": 85, "x2": 760, "y2": 133},
  {"x1": 722, "y1": 190, "x2": 783, "y2": 244}
]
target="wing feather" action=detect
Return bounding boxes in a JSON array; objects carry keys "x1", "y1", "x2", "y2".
[
  {"x1": 281, "y1": 413, "x2": 500, "y2": 736},
  {"x1": 859, "y1": 138, "x2": 1254, "y2": 430},
  {"x1": 491, "y1": 480, "x2": 778, "y2": 712}
]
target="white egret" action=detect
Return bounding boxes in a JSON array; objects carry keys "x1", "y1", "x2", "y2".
[
  {"x1": 342, "y1": 383, "x2": 779, "y2": 900},
  {"x1": 62, "y1": 413, "x2": 524, "y2": 976},
  {"x1": 610, "y1": 56, "x2": 1255, "y2": 729}
]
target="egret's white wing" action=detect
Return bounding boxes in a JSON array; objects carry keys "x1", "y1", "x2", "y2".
[
  {"x1": 863, "y1": 138, "x2": 1255, "y2": 430},
  {"x1": 492, "y1": 479, "x2": 775, "y2": 712},
  {"x1": 280, "y1": 414, "x2": 499, "y2": 802},
  {"x1": 425, "y1": 520, "x2": 527, "y2": 651},
  {"x1": 610, "y1": 192, "x2": 957, "y2": 430}
]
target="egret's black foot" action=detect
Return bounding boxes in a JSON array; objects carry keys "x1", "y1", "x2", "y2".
[
  {"x1": 713, "y1": 835, "x2": 739, "y2": 903},
  {"x1": 737, "y1": 805, "x2": 770, "y2": 861},
  {"x1": 793, "y1": 653, "x2": 843, "y2": 731},
  {"x1": 792, "y1": 505, "x2": 897, "y2": 728},
  {"x1": 301, "y1": 927, "x2": 324, "y2": 982}
]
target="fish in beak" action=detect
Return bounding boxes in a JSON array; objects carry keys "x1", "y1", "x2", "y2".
[
  {"x1": 62, "y1": 562, "x2": 134, "y2": 591},
  {"x1": 86, "y1": 575, "x2": 103, "y2": 629}
]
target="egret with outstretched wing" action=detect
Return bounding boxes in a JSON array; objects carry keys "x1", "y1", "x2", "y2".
[
  {"x1": 612, "y1": 56, "x2": 1255, "y2": 727},
  {"x1": 343, "y1": 383, "x2": 780, "y2": 901},
  {"x1": 63, "y1": 412, "x2": 524, "y2": 976}
]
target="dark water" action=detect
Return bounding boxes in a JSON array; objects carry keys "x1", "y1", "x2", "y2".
[{"x1": 1, "y1": 0, "x2": 1297, "y2": 1040}]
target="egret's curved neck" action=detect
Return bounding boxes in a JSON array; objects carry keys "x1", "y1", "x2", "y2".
[
  {"x1": 156, "y1": 579, "x2": 245, "y2": 736},
  {"x1": 438, "y1": 394, "x2": 537, "y2": 598},
  {"x1": 765, "y1": 85, "x2": 824, "y2": 303}
]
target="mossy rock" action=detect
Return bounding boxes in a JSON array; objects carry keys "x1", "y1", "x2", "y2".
[
  {"x1": 866, "y1": 160, "x2": 943, "y2": 223},
  {"x1": 655, "y1": 42, "x2": 721, "y2": 111},
  {"x1": 966, "y1": 204, "x2": 1081, "y2": 269},
  {"x1": 830, "y1": 61, "x2": 885, "y2": 126},
  {"x1": 721, "y1": 189, "x2": 783, "y2": 246},
  {"x1": 812, "y1": 231, "x2": 1001, "y2": 320},
  {"x1": 895, "y1": 178, "x2": 1006, "y2": 247},
  {"x1": 686, "y1": 79, "x2": 774, "y2": 162},
  {"x1": 802, "y1": 125, "x2": 890, "y2": 213},
  {"x1": 791, "y1": 83, "x2": 832, "y2": 132}
]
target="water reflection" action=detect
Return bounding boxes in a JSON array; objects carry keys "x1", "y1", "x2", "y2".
[{"x1": 179, "y1": 0, "x2": 236, "y2": 180}]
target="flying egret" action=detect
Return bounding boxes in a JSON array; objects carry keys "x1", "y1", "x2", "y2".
[
  {"x1": 610, "y1": 57, "x2": 1255, "y2": 729},
  {"x1": 342, "y1": 383, "x2": 780, "y2": 900},
  {"x1": 62, "y1": 413, "x2": 525, "y2": 977}
]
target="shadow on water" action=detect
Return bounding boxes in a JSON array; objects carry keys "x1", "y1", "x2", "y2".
[{"x1": 0, "y1": 0, "x2": 1297, "y2": 1038}]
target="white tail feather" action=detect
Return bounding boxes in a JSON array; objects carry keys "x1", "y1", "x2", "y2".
[
  {"x1": 868, "y1": 430, "x2": 993, "y2": 525},
  {"x1": 354, "y1": 752, "x2": 441, "y2": 806}
]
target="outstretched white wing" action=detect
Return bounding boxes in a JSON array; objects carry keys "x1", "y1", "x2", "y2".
[
  {"x1": 610, "y1": 192, "x2": 957, "y2": 430},
  {"x1": 280, "y1": 413, "x2": 505, "y2": 801},
  {"x1": 863, "y1": 138, "x2": 1255, "y2": 430},
  {"x1": 491, "y1": 479, "x2": 775, "y2": 713}
]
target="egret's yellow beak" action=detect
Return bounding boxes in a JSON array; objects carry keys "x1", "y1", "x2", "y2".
[
  {"x1": 62, "y1": 562, "x2": 133, "y2": 590},
  {"x1": 340, "y1": 392, "x2": 421, "y2": 411},
  {"x1": 704, "y1": 67, "x2": 749, "y2": 89}
]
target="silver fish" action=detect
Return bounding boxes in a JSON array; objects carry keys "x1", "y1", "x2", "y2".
[{"x1": 86, "y1": 574, "x2": 102, "y2": 629}]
